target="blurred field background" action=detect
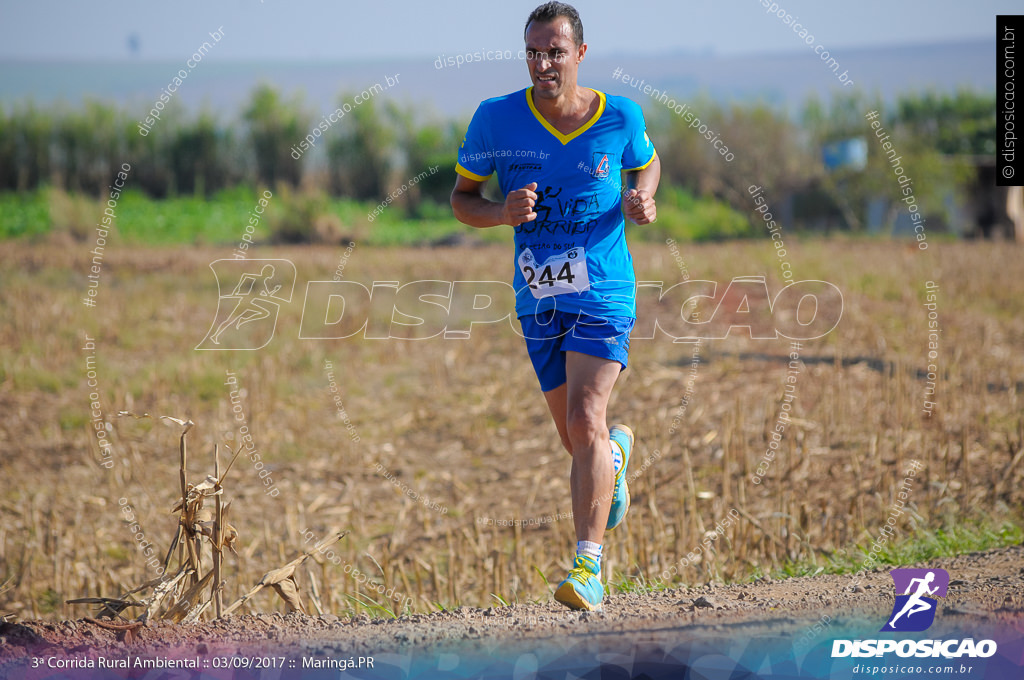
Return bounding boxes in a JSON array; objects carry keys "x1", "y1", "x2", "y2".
[
  {"x1": 1, "y1": 1, "x2": 1020, "y2": 624},
  {"x1": 1, "y1": 239, "x2": 1022, "y2": 620},
  {"x1": 0, "y1": 88, "x2": 999, "y2": 246}
]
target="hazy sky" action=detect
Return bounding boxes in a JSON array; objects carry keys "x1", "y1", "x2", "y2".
[{"x1": 0, "y1": 0, "x2": 1012, "y2": 61}]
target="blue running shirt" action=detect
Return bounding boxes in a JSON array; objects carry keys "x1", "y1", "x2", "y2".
[{"x1": 456, "y1": 87, "x2": 656, "y2": 319}]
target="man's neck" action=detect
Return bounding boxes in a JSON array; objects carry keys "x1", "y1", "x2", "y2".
[{"x1": 532, "y1": 84, "x2": 590, "y2": 122}]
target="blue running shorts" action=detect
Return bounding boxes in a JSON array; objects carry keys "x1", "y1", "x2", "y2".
[{"x1": 519, "y1": 310, "x2": 635, "y2": 392}]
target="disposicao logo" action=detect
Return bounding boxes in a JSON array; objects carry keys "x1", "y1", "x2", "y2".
[
  {"x1": 831, "y1": 567, "x2": 997, "y2": 659},
  {"x1": 882, "y1": 567, "x2": 948, "y2": 632},
  {"x1": 196, "y1": 259, "x2": 296, "y2": 350}
]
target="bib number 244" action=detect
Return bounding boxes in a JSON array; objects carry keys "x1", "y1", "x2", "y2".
[{"x1": 517, "y1": 247, "x2": 590, "y2": 299}]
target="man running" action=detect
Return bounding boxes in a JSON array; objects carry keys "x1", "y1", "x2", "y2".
[
  {"x1": 450, "y1": 2, "x2": 660, "y2": 610},
  {"x1": 888, "y1": 571, "x2": 939, "y2": 628},
  {"x1": 210, "y1": 264, "x2": 280, "y2": 345}
]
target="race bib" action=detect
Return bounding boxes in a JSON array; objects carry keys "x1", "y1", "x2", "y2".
[{"x1": 517, "y1": 247, "x2": 590, "y2": 299}]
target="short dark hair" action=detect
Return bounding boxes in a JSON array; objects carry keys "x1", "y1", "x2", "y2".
[{"x1": 524, "y1": 2, "x2": 584, "y2": 48}]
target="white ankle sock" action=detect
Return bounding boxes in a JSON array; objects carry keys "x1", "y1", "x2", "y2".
[{"x1": 576, "y1": 540, "x2": 602, "y2": 564}]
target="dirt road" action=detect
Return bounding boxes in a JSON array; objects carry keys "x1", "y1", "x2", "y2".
[{"x1": 2, "y1": 545, "x2": 1022, "y2": 679}]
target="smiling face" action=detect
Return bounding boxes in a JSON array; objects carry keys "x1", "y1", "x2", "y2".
[{"x1": 524, "y1": 16, "x2": 586, "y2": 100}]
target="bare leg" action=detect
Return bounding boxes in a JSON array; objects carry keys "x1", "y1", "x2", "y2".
[
  {"x1": 542, "y1": 383, "x2": 572, "y2": 455},
  {"x1": 564, "y1": 351, "x2": 621, "y2": 546}
]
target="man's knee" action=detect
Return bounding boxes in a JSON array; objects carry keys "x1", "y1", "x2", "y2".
[{"x1": 565, "y1": 404, "x2": 606, "y2": 449}]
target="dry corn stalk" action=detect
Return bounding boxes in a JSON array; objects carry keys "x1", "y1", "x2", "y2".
[
  {"x1": 222, "y1": 531, "x2": 348, "y2": 617},
  {"x1": 65, "y1": 416, "x2": 271, "y2": 626}
]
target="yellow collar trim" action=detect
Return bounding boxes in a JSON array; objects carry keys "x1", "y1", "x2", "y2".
[{"x1": 526, "y1": 87, "x2": 606, "y2": 145}]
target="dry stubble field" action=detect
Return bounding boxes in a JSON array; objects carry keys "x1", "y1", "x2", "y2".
[{"x1": 0, "y1": 238, "x2": 1022, "y2": 623}]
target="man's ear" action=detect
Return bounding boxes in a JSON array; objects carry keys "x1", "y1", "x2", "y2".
[{"x1": 577, "y1": 42, "x2": 588, "y2": 63}]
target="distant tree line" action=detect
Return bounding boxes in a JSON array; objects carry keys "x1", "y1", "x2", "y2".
[
  {"x1": 651, "y1": 89, "x2": 993, "y2": 236},
  {"x1": 0, "y1": 86, "x2": 995, "y2": 233}
]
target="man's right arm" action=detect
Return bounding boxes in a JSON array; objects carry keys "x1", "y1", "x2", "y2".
[{"x1": 450, "y1": 176, "x2": 539, "y2": 229}]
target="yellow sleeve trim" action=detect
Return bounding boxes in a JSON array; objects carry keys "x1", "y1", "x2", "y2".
[
  {"x1": 455, "y1": 163, "x2": 492, "y2": 182},
  {"x1": 624, "y1": 148, "x2": 657, "y2": 172}
]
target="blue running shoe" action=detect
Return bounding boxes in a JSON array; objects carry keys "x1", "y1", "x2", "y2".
[
  {"x1": 606, "y1": 424, "x2": 634, "y2": 530},
  {"x1": 554, "y1": 554, "x2": 604, "y2": 610}
]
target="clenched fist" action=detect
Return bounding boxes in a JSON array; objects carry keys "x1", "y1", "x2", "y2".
[
  {"x1": 623, "y1": 188, "x2": 656, "y2": 225},
  {"x1": 503, "y1": 182, "x2": 539, "y2": 226}
]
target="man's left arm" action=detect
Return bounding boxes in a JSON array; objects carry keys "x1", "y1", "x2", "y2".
[{"x1": 624, "y1": 154, "x2": 660, "y2": 225}]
